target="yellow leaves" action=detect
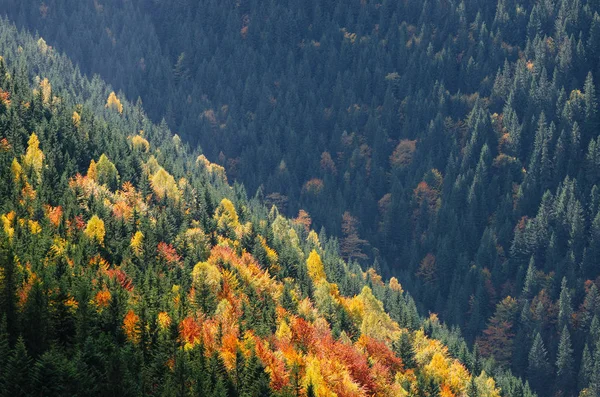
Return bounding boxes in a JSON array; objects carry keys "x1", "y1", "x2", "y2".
[
  {"x1": 1, "y1": 211, "x2": 15, "y2": 240},
  {"x1": 197, "y1": 154, "x2": 227, "y2": 181},
  {"x1": 306, "y1": 250, "x2": 326, "y2": 284},
  {"x1": 425, "y1": 352, "x2": 449, "y2": 385},
  {"x1": 389, "y1": 277, "x2": 403, "y2": 293},
  {"x1": 157, "y1": 311, "x2": 172, "y2": 331},
  {"x1": 48, "y1": 237, "x2": 67, "y2": 260},
  {"x1": 106, "y1": 91, "x2": 123, "y2": 113},
  {"x1": 150, "y1": 167, "x2": 180, "y2": 201},
  {"x1": 413, "y1": 330, "x2": 448, "y2": 366},
  {"x1": 11, "y1": 158, "x2": 22, "y2": 182},
  {"x1": 276, "y1": 319, "x2": 292, "y2": 342},
  {"x1": 344, "y1": 287, "x2": 400, "y2": 341},
  {"x1": 357, "y1": 287, "x2": 400, "y2": 341},
  {"x1": 123, "y1": 309, "x2": 141, "y2": 344},
  {"x1": 28, "y1": 220, "x2": 41, "y2": 235},
  {"x1": 39, "y1": 78, "x2": 51, "y2": 105},
  {"x1": 131, "y1": 134, "x2": 150, "y2": 152},
  {"x1": 72, "y1": 111, "x2": 81, "y2": 128},
  {"x1": 87, "y1": 159, "x2": 98, "y2": 180},
  {"x1": 474, "y1": 372, "x2": 501, "y2": 397},
  {"x1": 306, "y1": 230, "x2": 321, "y2": 250},
  {"x1": 214, "y1": 198, "x2": 240, "y2": 238},
  {"x1": 23, "y1": 133, "x2": 44, "y2": 183},
  {"x1": 303, "y1": 356, "x2": 338, "y2": 397},
  {"x1": 37, "y1": 37, "x2": 49, "y2": 54},
  {"x1": 65, "y1": 297, "x2": 79, "y2": 313},
  {"x1": 192, "y1": 260, "x2": 222, "y2": 296},
  {"x1": 130, "y1": 231, "x2": 144, "y2": 257},
  {"x1": 84, "y1": 215, "x2": 105, "y2": 245}
]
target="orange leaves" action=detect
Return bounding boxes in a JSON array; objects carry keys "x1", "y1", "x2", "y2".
[
  {"x1": 157, "y1": 242, "x2": 182, "y2": 266},
  {"x1": 414, "y1": 181, "x2": 440, "y2": 211},
  {"x1": 112, "y1": 201, "x2": 133, "y2": 221},
  {"x1": 123, "y1": 310, "x2": 141, "y2": 344},
  {"x1": 358, "y1": 335, "x2": 403, "y2": 374},
  {"x1": 0, "y1": 138, "x2": 10, "y2": 152},
  {"x1": 44, "y1": 205, "x2": 63, "y2": 227},
  {"x1": 0, "y1": 89, "x2": 10, "y2": 107},
  {"x1": 179, "y1": 317, "x2": 202, "y2": 349},
  {"x1": 290, "y1": 317, "x2": 316, "y2": 351},
  {"x1": 293, "y1": 209, "x2": 312, "y2": 232},
  {"x1": 106, "y1": 91, "x2": 123, "y2": 113},
  {"x1": 94, "y1": 289, "x2": 112, "y2": 309},
  {"x1": 302, "y1": 178, "x2": 324, "y2": 195}
]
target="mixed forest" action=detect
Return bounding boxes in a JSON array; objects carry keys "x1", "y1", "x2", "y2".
[{"x1": 1, "y1": 0, "x2": 600, "y2": 396}]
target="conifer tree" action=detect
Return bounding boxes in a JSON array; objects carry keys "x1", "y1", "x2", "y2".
[{"x1": 527, "y1": 333, "x2": 551, "y2": 394}]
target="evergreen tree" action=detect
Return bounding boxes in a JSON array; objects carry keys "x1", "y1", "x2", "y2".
[
  {"x1": 555, "y1": 326, "x2": 574, "y2": 392},
  {"x1": 527, "y1": 333, "x2": 551, "y2": 395}
]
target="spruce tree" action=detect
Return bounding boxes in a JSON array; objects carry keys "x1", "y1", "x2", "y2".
[
  {"x1": 556, "y1": 326, "x2": 574, "y2": 392},
  {"x1": 527, "y1": 333, "x2": 551, "y2": 395}
]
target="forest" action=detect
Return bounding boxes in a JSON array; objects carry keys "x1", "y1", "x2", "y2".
[{"x1": 0, "y1": 0, "x2": 600, "y2": 396}]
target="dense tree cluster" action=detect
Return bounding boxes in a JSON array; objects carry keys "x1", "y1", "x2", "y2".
[
  {"x1": 0, "y1": 23, "x2": 538, "y2": 396},
  {"x1": 1, "y1": 0, "x2": 600, "y2": 395}
]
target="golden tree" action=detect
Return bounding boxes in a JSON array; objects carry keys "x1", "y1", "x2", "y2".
[
  {"x1": 150, "y1": 167, "x2": 180, "y2": 201},
  {"x1": 106, "y1": 91, "x2": 123, "y2": 113},
  {"x1": 23, "y1": 133, "x2": 44, "y2": 183},
  {"x1": 84, "y1": 215, "x2": 105, "y2": 245},
  {"x1": 306, "y1": 250, "x2": 327, "y2": 284}
]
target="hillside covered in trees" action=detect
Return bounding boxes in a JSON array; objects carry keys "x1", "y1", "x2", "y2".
[
  {"x1": 0, "y1": 18, "x2": 542, "y2": 397},
  {"x1": 2, "y1": 0, "x2": 600, "y2": 396}
]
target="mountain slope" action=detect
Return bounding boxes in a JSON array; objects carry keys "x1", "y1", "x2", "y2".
[{"x1": 0, "y1": 19, "x2": 537, "y2": 397}]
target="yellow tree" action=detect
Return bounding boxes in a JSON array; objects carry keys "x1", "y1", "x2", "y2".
[
  {"x1": 85, "y1": 215, "x2": 105, "y2": 245},
  {"x1": 72, "y1": 111, "x2": 81, "y2": 128},
  {"x1": 214, "y1": 198, "x2": 240, "y2": 238},
  {"x1": 306, "y1": 250, "x2": 327, "y2": 284},
  {"x1": 106, "y1": 91, "x2": 123, "y2": 113},
  {"x1": 150, "y1": 167, "x2": 180, "y2": 201},
  {"x1": 23, "y1": 133, "x2": 44, "y2": 183}
]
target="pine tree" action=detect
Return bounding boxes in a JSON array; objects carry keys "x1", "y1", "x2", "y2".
[
  {"x1": 555, "y1": 326, "x2": 574, "y2": 392},
  {"x1": 393, "y1": 331, "x2": 416, "y2": 368},
  {"x1": 467, "y1": 376, "x2": 479, "y2": 397},
  {"x1": 3, "y1": 337, "x2": 32, "y2": 397},
  {"x1": 558, "y1": 277, "x2": 573, "y2": 330},
  {"x1": 527, "y1": 333, "x2": 551, "y2": 394},
  {"x1": 579, "y1": 344, "x2": 593, "y2": 391}
]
